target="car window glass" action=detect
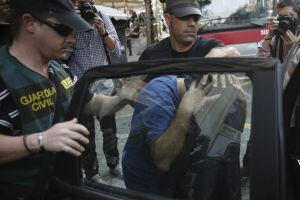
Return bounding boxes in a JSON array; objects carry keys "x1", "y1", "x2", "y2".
[
  {"x1": 80, "y1": 73, "x2": 252, "y2": 200},
  {"x1": 200, "y1": 0, "x2": 273, "y2": 28}
]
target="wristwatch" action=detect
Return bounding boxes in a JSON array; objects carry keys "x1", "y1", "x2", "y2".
[
  {"x1": 101, "y1": 30, "x2": 109, "y2": 38},
  {"x1": 37, "y1": 132, "x2": 46, "y2": 153},
  {"x1": 257, "y1": 40, "x2": 270, "y2": 52}
]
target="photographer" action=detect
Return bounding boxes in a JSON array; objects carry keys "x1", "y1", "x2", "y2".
[
  {"x1": 68, "y1": 0, "x2": 122, "y2": 183},
  {"x1": 258, "y1": 0, "x2": 300, "y2": 63}
]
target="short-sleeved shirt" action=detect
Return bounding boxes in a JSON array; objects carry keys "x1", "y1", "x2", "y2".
[
  {"x1": 123, "y1": 78, "x2": 244, "y2": 195},
  {"x1": 0, "y1": 46, "x2": 95, "y2": 189},
  {"x1": 139, "y1": 37, "x2": 224, "y2": 61},
  {"x1": 0, "y1": 49, "x2": 92, "y2": 136},
  {"x1": 122, "y1": 75, "x2": 179, "y2": 194},
  {"x1": 122, "y1": 37, "x2": 224, "y2": 194}
]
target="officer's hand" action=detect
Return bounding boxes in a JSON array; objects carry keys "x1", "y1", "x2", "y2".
[
  {"x1": 282, "y1": 29, "x2": 298, "y2": 46},
  {"x1": 93, "y1": 13, "x2": 106, "y2": 35},
  {"x1": 179, "y1": 82, "x2": 220, "y2": 115},
  {"x1": 200, "y1": 73, "x2": 235, "y2": 88},
  {"x1": 42, "y1": 118, "x2": 89, "y2": 156}
]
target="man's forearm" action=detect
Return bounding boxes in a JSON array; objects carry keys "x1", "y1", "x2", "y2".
[
  {"x1": 262, "y1": 38, "x2": 272, "y2": 51},
  {"x1": 84, "y1": 94, "x2": 127, "y2": 119},
  {"x1": 151, "y1": 110, "x2": 192, "y2": 171},
  {"x1": 101, "y1": 34, "x2": 121, "y2": 57},
  {"x1": 206, "y1": 46, "x2": 240, "y2": 57},
  {"x1": 257, "y1": 39, "x2": 272, "y2": 57},
  {"x1": 102, "y1": 34, "x2": 117, "y2": 50}
]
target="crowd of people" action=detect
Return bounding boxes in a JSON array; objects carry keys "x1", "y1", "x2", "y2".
[
  {"x1": 125, "y1": 10, "x2": 147, "y2": 57},
  {"x1": 1, "y1": 0, "x2": 300, "y2": 199}
]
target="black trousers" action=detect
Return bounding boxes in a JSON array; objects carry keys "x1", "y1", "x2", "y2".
[
  {"x1": 81, "y1": 114, "x2": 119, "y2": 178},
  {"x1": 193, "y1": 144, "x2": 241, "y2": 200}
]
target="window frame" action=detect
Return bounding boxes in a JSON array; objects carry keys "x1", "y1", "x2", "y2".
[{"x1": 51, "y1": 57, "x2": 286, "y2": 200}]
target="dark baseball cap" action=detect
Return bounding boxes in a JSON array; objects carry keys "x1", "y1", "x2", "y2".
[
  {"x1": 165, "y1": 0, "x2": 201, "y2": 17},
  {"x1": 8, "y1": 0, "x2": 92, "y2": 32}
]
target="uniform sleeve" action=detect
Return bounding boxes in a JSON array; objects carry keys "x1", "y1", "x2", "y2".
[
  {"x1": 0, "y1": 78, "x2": 20, "y2": 135},
  {"x1": 100, "y1": 11, "x2": 121, "y2": 57}
]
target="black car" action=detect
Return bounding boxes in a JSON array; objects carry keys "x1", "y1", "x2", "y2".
[{"x1": 46, "y1": 56, "x2": 293, "y2": 200}]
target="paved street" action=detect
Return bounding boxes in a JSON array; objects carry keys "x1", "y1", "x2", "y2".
[
  {"x1": 126, "y1": 36, "x2": 146, "y2": 62},
  {"x1": 94, "y1": 35, "x2": 147, "y2": 188},
  {"x1": 95, "y1": 105, "x2": 133, "y2": 189}
]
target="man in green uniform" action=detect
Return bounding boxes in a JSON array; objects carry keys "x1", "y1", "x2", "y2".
[{"x1": 0, "y1": 0, "x2": 142, "y2": 199}]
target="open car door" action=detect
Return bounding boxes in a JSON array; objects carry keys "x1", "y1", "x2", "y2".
[{"x1": 48, "y1": 57, "x2": 286, "y2": 200}]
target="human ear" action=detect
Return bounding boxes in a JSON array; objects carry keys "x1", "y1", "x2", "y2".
[
  {"x1": 22, "y1": 14, "x2": 36, "y2": 34},
  {"x1": 164, "y1": 13, "x2": 171, "y2": 28}
]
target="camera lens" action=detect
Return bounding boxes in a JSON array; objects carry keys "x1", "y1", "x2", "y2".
[
  {"x1": 275, "y1": 14, "x2": 296, "y2": 36},
  {"x1": 79, "y1": 2, "x2": 96, "y2": 23},
  {"x1": 84, "y1": 10, "x2": 95, "y2": 20},
  {"x1": 279, "y1": 20, "x2": 290, "y2": 32}
]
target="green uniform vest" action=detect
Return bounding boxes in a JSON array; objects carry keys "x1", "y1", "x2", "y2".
[{"x1": 0, "y1": 46, "x2": 73, "y2": 187}]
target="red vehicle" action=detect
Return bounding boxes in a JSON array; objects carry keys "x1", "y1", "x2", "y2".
[{"x1": 198, "y1": 0, "x2": 274, "y2": 56}]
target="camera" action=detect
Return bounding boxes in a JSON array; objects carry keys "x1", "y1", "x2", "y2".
[
  {"x1": 274, "y1": 13, "x2": 297, "y2": 36},
  {"x1": 79, "y1": 1, "x2": 97, "y2": 23}
]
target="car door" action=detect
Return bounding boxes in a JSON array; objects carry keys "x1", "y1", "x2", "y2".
[
  {"x1": 48, "y1": 57, "x2": 286, "y2": 200},
  {"x1": 281, "y1": 39, "x2": 300, "y2": 200}
]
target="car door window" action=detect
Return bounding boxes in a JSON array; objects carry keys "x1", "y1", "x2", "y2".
[
  {"x1": 80, "y1": 72, "x2": 252, "y2": 200},
  {"x1": 54, "y1": 57, "x2": 284, "y2": 200}
]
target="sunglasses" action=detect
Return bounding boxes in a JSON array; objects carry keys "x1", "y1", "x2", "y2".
[
  {"x1": 32, "y1": 15, "x2": 73, "y2": 37},
  {"x1": 177, "y1": 14, "x2": 200, "y2": 22}
]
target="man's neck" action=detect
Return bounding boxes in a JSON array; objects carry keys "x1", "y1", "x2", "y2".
[
  {"x1": 9, "y1": 39, "x2": 50, "y2": 78},
  {"x1": 170, "y1": 37, "x2": 195, "y2": 53}
]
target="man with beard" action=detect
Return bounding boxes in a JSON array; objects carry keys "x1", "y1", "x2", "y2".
[
  {"x1": 122, "y1": 0, "x2": 243, "y2": 199},
  {"x1": 139, "y1": 0, "x2": 238, "y2": 61}
]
